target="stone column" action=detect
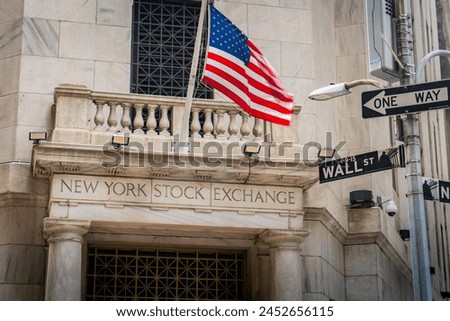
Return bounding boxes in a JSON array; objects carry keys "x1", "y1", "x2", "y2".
[
  {"x1": 43, "y1": 218, "x2": 90, "y2": 301},
  {"x1": 256, "y1": 241, "x2": 270, "y2": 300},
  {"x1": 264, "y1": 229, "x2": 310, "y2": 300}
]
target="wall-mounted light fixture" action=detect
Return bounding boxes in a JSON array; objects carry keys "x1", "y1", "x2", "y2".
[
  {"x1": 346, "y1": 190, "x2": 376, "y2": 208},
  {"x1": 317, "y1": 147, "x2": 336, "y2": 160},
  {"x1": 112, "y1": 131, "x2": 130, "y2": 149},
  {"x1": 242, "y1": 142, "x2": 261, "y2": 157},
  {"x1": 29, "y1": 129, "x2": 48, "y2": 144}
]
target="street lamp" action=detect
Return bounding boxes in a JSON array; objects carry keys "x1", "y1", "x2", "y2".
[
  {"x1": 308, "y1": 79, "x2": 386, "y2": 101},
  {"x1": 416, "y1": 50, "x2": 450, "y2": 83},
  {"x1": 309, "y1": 76, "x2": 433, "y2": 300},
  {"x1": 309, "y1": 0, "x2": 442, "y2": 300}
]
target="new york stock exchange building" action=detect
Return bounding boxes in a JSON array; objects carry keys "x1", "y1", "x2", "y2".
[{"x1": 2, "y1": 0, "x2": 450, "y2": 301}]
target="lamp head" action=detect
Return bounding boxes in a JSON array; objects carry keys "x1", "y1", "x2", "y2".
[
  {"x1": 308, "y1": 83, "x2": 351, "y2": 101},
  {"x1": 318, "y1": 147, "x2": 336, "y2": 160},
  {"x1": 29, "y1": 129, "x2": 48, "y2": 144},
  {"x1": 112, "y1": 131, "x2": 130, "y2": 148},
  {"x1": 242, "y1": 142, "x2": 261, "y2": 157}
]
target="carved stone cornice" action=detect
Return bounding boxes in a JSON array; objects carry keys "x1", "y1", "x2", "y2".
[{"x1": 32, "y1": 142, "x2": 318, "y2": 188}]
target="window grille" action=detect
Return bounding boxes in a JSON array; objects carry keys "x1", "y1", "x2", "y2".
[
  {"x1": 131, "y1": 0, "x2": 212, "y2": 99},
  {"x1": 86, "y1": 246, "x2": 246, "y2": 301}
]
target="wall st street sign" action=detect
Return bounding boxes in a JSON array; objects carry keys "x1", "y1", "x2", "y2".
[
  {"x1": 319, "y1": 145, "x2": 405, "y2": 183},
  {"x1": 422, "y1": 177, "x2": 450, "y2": 204},
  {"x1": 362, "y1": 79, "x2": 450, "y2": 118}
]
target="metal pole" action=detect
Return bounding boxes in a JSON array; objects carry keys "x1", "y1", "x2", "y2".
[
  {"x1": 178, "y1": 0, "x2": 208, "y2": 152},
  {"x1": 397, "y1": 0, "x2": 432, "y2": 300}
]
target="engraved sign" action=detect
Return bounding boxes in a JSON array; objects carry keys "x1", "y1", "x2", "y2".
[
  {"x1": 54, "y1": 175, "x2": 151, "y2": 203},
  {"x1": 211, "y1": 184, "x2": 299, "y2": 210},
  {"x1": 51, "y1": 174, "x2": 302, "y2": 212},
  {"x1": 152, "y1": 180, "x2": 210, "y2": 206}
]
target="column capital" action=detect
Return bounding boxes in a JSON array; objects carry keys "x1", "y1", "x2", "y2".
[
  {"x1": 264, "y1": 229, "x2": 309, "y2": 300},
  {"x1": 43, "y1": 218, "x2": 91, "y2": 243},
  {"x1": 264, "y1": 229, "x2": 310, "y2": 249}
]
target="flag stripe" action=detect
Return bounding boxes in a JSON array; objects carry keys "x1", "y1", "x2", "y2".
[
  {"x1": 207, "y1": 49, "x2": 293, "y2": 103},
  {"x1": 205, "y1": 50, "x2": 293, "y2": 112},
  {"x1": 202, "y1": 76, "x2": 291, "y2": 126},
  {"x1": 201, "y1": 5, "x2": 294, "y2": 126},
  {"x1": 247, "y1": 40, "x2": 288, "y2": 92},
  {"x1": 203, "y1": 55, "x2": 293, "y2": 117},
  {"x1": 203, "y1": 66, "x2": 292, "y2": 118},
  {"x1": 202, "y1": 70, "x2": 292, "y2": 122}
]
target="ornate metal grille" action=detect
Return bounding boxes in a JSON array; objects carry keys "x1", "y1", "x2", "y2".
[
  {"x1": 131, "y1": 0, "x2": 212, "y2": 98},
  {"x1": 86, "y1": 246, "x2": 246, "y2": 300}
]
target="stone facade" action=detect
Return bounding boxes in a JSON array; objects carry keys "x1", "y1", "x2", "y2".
[{"x1": 0, "y1": 0, "x2": 449, "y2": 300}]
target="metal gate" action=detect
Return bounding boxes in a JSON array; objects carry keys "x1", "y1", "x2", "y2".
[{"x1": 86, "y1": 246, "x2": 246, "y2": 300}]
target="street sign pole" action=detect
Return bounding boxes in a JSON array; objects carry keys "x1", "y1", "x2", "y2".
[{"x1": 397, "y1": 0, "x2": 432, "y2": 301}]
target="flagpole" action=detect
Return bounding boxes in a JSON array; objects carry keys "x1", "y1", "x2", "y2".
[{"x1": 178, "y1": 0, "x2": 208, "y2": 153}]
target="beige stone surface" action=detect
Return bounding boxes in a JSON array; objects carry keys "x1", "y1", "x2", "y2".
[
  {"x1": 20, "y1": 56, "x2": 95, "y2": 94},
  {"x1": 59, "y1": 22, "x2": 130, "y2": 63},
  {"x1": 94, "y1": 62, "x2": 130, "y2": 93},
  {"x1": 0, "y1": 57, "x2": 20, "y2": 96},
  {"x1": 249, "y1": 5, "x2": 312, "y2": 43},
  {"x1": 24, "y1": 0, "x2": 96, "y2": 23},
  {"x1": 0, "y1": 20, "x2": 22, "y2": 60},
  {"x1": 0, "y1": 1, "x2": 24, "y2": 23},
  {"x1": 0, "y1": 284, "x2": 43, "y2": 301},
  {"x1": 22, "y1": 18, "x2": 59, "y2": 57},
  {"x1": 97, "y1": 0, "x2": 133, "y2": 27}
]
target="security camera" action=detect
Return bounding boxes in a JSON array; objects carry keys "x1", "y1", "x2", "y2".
[{"x1": 385, "y1": 200, "x2": 398, "y2": 216}]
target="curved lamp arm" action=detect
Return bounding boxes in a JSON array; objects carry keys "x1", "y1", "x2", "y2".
[
  {"x1": 416, "y1": 50, "x2": 450, "y2": 83},
  {"x1": 344, "y1": 79, "x2": 387, "y2": 89},
  {"x1": 308, "y1": 79, "x2": 387, "y2": 101}
]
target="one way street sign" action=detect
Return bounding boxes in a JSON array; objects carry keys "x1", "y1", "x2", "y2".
[{"x1": 362, "y1": 79, "x2": 450, "y2": 118}]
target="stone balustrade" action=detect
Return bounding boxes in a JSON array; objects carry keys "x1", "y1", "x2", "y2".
[{"x1": 51, "y1": 84, "x2": 290, "y2": 148}]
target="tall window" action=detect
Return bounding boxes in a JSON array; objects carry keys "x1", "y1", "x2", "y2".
[{"x1": 131, "y1": 0, "x2": 212, "y2": 99}]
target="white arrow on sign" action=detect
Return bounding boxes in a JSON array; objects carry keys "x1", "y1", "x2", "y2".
[{"x1": 363, "y1": 86, "x2": 449, "y2": 115}]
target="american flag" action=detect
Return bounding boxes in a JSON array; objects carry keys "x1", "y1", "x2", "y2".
[{"x1": 201, "y1": 5, "x2": 294, "y2": 126}]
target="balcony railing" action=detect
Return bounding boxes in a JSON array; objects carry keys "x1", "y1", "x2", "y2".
[
  {"x1": 33, "y1": 84, "x2": 316, "y2": 186},
  {"x1": 51, "y1": 84, "x2": 301, "y2": 150}
]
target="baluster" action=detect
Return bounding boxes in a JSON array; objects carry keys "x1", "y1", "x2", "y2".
[
  {"x1": 107, "y1": 101, "x2": 118, "y2": 132},
  {"x1": 191, "y1": 107, "x2": 202, "y2": 138},
  {"x1": 253, "y1": 118, "x2": 264, "y2": 142},
  {"x1": 159, "y1": 105, "x2": 170, "y2": 136},
  {"x1": 133, "y1": 103, "x2": 145, "y2": 134},
  {"x1": 203, "y1": 108, "x2": 214, "y2": 139},
  {"x1": 216, "y1": 109, "x2": 226, "y2": 139},
  {"x1": 146, "y1": 104, "x2": 157, "y2": 136},
  {"x1": 228, "y1": 110, "x2": 239, "y2": 141},
  {"x1": 94, "y1": 100, "x2": 105, "y2": 131},
  {"x1": 240, "y1": 112, "x2": 251, "y2": 141},
  {"x1": 121, "y1": 102, "x2": 132, "y2": 132}
]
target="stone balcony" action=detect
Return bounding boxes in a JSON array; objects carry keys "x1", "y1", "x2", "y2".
[{"x1": 32, "y1": 84, "x2": 318, "y2": 188}]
